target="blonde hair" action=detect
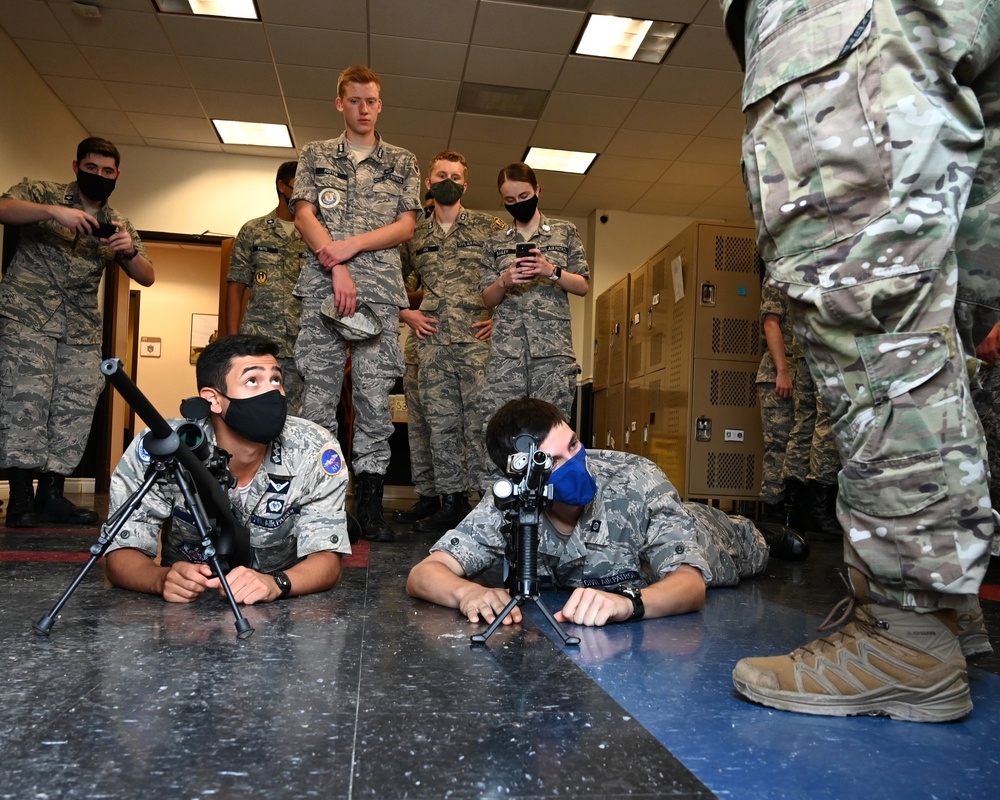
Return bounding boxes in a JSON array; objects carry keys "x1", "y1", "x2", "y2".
[{"x1": 429, "y1": 150, "x2": 468, "y2": 179}]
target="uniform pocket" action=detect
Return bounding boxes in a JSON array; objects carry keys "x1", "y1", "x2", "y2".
[{"x1": 742, "y1": 0, "x2": 891, "y2": 263}]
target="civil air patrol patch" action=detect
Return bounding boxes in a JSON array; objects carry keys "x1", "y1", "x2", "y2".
[
  {"x1": 492, "y1": 216, "x2": 506, "y2": 231},
  {"x1": 137, "y1": 437, "x2": 152, "y2": 465},
  {"x1": 267, "y1": 476, "x2": 291, "y2": 495},
  {"x1": 254, "y1": 269, "x2": 267, "y2": 285},
  {"x1": 590, "y1": 520, "x2": 601, "y2": 532},
  {"x1": 321, "y1": 448, "x2": 343, "y2": 475},
  {"x1": 319, "y1": 188, "x2": 341, "y2": 208},
  {"x1": 266, "y1": 499, "x2": 285, "y2": 514}
]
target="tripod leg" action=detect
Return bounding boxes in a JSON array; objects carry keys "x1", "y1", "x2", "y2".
[
  {"x1": 206, "y1": 554, "x2": 254, "y2": 639},
  {"x1": 34, "y1": 465, "x2": 166, "y2": 636},
  {"x1": 530, "y1": 595, "x2": 580, "y2": 646},
  {"x1": 470, "y1": 595, "x2": 523, "y2": 644}
]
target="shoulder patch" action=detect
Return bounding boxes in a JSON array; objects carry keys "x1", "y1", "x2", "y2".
[
  {"x1": 412, "y1": 157, "x2": 420, "y2": 176},
  {"x1": 321, "y1": 447, "x2": 343, "y2": 475},
  {"x1": 493, "y1": 217, "x2": 506, "y2": 231}
]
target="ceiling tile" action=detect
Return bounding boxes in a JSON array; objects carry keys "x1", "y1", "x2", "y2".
[
  {"x1": 623, "y1": 100, "x2": 716, "y2": 135},
  {"x1": 105, "y1": 82, "x2": 203, "y2": 116},
  {"x1": 15, "y1": 39, "x2": 96, "y2": 79},
  {"x1": 604, "y1": 129, "x2": 693, "y2": 160},
  {"x1": 221, "y1": 143, "x2": 298, "y2": 158},
  {"x1": 451, "y1": 113, "x2": 535, "y2": 146},
  {"x1": 587, "y1": 154, "x2": 672, "y2": 182},
  {"x1": 258, "y1": 0, "x2": 368, "y2": 30},
  {"x1": 371, "y1": 35, "x2": 467, "y2": 81},
  {"x1": 369, "y1": 0, "x2": 477, "y2": 42},
  {"x1": 592, "y1": 0, "x2": 707, "y2": 24},
  {"x1": 290, "y1": 125, "x2": 341, "y2": 147},
  {"x1": 465, "y1": 46, "x2": 564, "y2": 90},
  {"x1": 700, "y1": 106, "x2": 744, "y2": 139},
  {"x1": 266, "y1": 25, "x2": 368, "y2": 70},
  {"x1": 658, "y1": 162, "x2": 740, "y2": 187},
  {"x1": 0, "y1": 0, "x2": 70, "y2": 42},
  {"x1": 677, "y1": 136, "x2": 741, "y2": 166},
  {"x1": 531, "y1": 170, "x2": 587, "y2": 210},
  {"x1": 640, "y1": 182, "x2": 717, "y2": 206},
  {"x1": 668, "y1": 25, "x2": 742, "y2": 72},
  {"x1": 286, "y1": 97, "x2": 340, "y2": 129},
  {"x1": 69, "y1": 106, "x2": 139, "y2": 137},
  {"x1": 179, "y1": 56, "x2": 281, "y2": 94},
  {"x1": 532, "y1": 121, "x2": 617, "y2": 153},
  {"x1": 49, "y1": 4, "x2": 172, "y2": 53},
  {"x1": 472, "y1": 1, "x2": 585, "y2": 53},
  {"x1": 376, "y1": 107, "x2": 454, "y2": 139},
  {"x1": 198, "y1": 90, "x2": 288, "y2": 123},
  {"x1": 644, "y1": 65, "x2": 743, "y2": 106},
  {"x1": 566, "y1": 177, "x2": 652, "y2": 215},
  {"x1": 78, "y1": 46, "x2": 188, "y2": 86},
  {"x1": 449, "y1": 139, "x2": 529, "y2": 168},
  {"x1": 541, "y1": 92, "x2": 635, "y2": 127},
  {"x1": 555, "y1": 55, "x2": 655, "y2": 99},
  {"x1": 379, "y1": 75, "x2": 461, "y2": 112},
  {"x1": 127, "y1": 112, "x2": 219, "y2": 143},
  {"x1": 157, "y1": 15, "x2": 271, "y2": 60},
  {"x1": 45, "y1": 76, "x2": 119, "y2": 111},
  {"x1": 142, "y1": 138, "x2": 223, "y2": 153},
  {"x1": 276, "y1": 64, "x2": 340, "y2": 101}
]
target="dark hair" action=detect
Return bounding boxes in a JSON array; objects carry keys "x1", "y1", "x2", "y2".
[
  {"x1": 497, "y1": 161, "x2": 538, "y2": 192},
  {"x1": 76, "y1": 137, "x2": 121, "y2": 168},
  {"x1": 337, "y1": 65, "x2": 381, "y2": 98},
  {"x1": 196, "y1": 335, "x2": 279, "y2": 392},
  {"x1": 276, "y1": 160, "x2": 297, "y2": 186},
  {"x1": 423, "y1": 189, "x2": 434, "y2": 202},
  {"x1": 486, "y1": 397, "x2": 567, "y2": 470}
]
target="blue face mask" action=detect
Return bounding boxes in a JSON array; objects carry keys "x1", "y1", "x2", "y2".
[{"x1": 547, "y1": 446, "x2": 597, "y2": 506}]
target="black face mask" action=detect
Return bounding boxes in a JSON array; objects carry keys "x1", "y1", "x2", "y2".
[
  {"x1": 220, "y1": 389, "x2": 287, "y2": 444},
  {"x1": 504, "y1": 194, "x2": 538, "y2": 224},
  {"x1": 427, "y1": 178, "x2": 464, "y2": 206},
  {"x1": 76, "y1": 170, "x2": 117, "y2": 203}
]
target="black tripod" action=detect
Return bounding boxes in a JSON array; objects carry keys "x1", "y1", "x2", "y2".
[
  {"x1": 33, "y1": 359, "x2": 255, "y2": 639},
  {"x1": 470, "y1": 435, "x2": 580, "y2": 647}
]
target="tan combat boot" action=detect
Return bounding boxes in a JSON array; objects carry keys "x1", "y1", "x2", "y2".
[{"x1": 732, "y1": 569, "x2": 972, "y2": 723}]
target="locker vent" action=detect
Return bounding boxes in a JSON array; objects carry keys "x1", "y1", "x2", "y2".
[
  {"x1": 711, "y1": 318, "x2": 762, "y2": 357},
  {"x1": 709, "y1": 369, "x2": 758, "y2": 408},
  {"x1": 706, "y1": 452, "x2": 758, "y2": 491},
  {"x1": 714, "y1": 235, "x2": 758, "y2": 274}
]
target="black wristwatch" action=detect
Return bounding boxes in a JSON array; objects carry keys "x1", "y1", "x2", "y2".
[
  {"x1": 271, "y1": 570, "x2": 292, "y2": 599},
  {"x1": 615, "y1": 586, "x2": 645, "y2": 621},
  {"x1": 548, "y1": 265, "x2": 562, "y2": 282}
]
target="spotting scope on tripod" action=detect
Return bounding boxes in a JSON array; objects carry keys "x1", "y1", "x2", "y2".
[
  {"x1": 470, "y1": 433, "x2": 580, "y2": 646},
  {"x1": 33, "y1": 358, "x2": 256, "y2": 639}
]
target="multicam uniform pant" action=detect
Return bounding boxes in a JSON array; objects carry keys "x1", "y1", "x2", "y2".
[{"x1": 736, "y1": 0, "x2": 1000, "y2": 610}]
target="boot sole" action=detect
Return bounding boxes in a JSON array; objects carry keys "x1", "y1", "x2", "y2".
[{"x1": 733, "y1": 664, "x2": 972, "y2": 723}]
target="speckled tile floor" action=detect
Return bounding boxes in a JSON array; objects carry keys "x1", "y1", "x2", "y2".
[{"x1": 2, "y1": 493, "x2": 998, "y2": 799}]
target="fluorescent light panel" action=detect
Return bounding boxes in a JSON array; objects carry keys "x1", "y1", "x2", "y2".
[
  {"x1": 576, "y1": 14, "x2": 684, "y2": 64},
  {"x1": 525, "y1": 147, "x2": 596, "y2": 175},
  {"x1": 212, "y1": 120, "x2": 292, "y2": 148},
  {"x1": 154, "y1": 1, "x2": 259, "y2": 20}
]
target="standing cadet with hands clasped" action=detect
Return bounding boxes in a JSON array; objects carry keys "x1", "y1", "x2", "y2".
[
  {"x1": 0, "y1": 137, "x2": 154, "y2": 529},
  {"x1": 289, "y1": 65, "x2": 422, "y2": 544}
]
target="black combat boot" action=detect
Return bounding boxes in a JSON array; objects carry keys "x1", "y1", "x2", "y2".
[
  {"x1": 760, "y1": 499, "x2": 785, "y2": 524},
  {"x1": 806, "y1": 481, "x2": 843, "y2": 541},
  {"x1": 412, "y1": 492, "x2": 472, "y2": 534},
  {"x1": 34, "y1": 472, "x2": 99, "y2": 525},
  {"x1": 355, "y1": 472, "x2": 395, "y2": 543},
  {"x1": 755, "y1": 521, "x2": 810, "y2": 561},
  {"x1": 783, "y1": 479, "x2": 810, "y2": 533},
  {"x1": 4, "y1": 468, "x2": 39, "y2": 528},
  {"x1": 392, "y1": 494, "x2": 440, "y2": 523}
]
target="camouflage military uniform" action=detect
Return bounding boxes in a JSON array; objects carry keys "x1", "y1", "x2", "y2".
[
  {"x1": 0, "y1": 179, "x2": 148, "y2": 473},
  {"x1": 401, "y1": 258, "x2": 435, "y2": 497},
  {"x1": 290, "y1": 133, "x2": 422, "y2": 474},
  {"x1": 104, "y1": 416, "x2": 351, "y2": 572},
  {"x1": 401, "y1": 208, "x2": 501, "y2": 493},
  {"x1": 479, "y1": 214, "x2": 589, "y2": 429},
  {"x1": 756, "y1": 282, "x2": 795, "y2": 503},
  {"x1": 227, "y1": 211, "x2": 307, "y2": 414},
  {"x1": 431, "y1": 450, "x2": 769, "y2": 589},
  {"x1": 725, "y1": 0, "x2": 1000, "y2": 609},
  {"x1": 782, "y1": 348, "x2": 840, "y2": 486}
]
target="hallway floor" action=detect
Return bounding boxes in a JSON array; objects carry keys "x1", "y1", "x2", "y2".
[{"x1": 2, "y1": 493, "x2": 998, "y2": 799}]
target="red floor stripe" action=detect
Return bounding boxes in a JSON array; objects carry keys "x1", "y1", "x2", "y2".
[{"x1": 980, "y1": 584, "x2": 1000, "y2": 602}]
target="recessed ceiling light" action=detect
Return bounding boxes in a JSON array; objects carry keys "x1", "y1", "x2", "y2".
[
  {"x1": 524, "y1": 147, "x2": 596, "y2": 175},
  {"x1": 575, "y1": 14, "x2": 684, "y2": 64},
  {"x1": 212, "y1": 120, "x2": 292, "y2": 148},
  {"x1": 153, "y1": 1, "x2": 259, "y2": 20}
]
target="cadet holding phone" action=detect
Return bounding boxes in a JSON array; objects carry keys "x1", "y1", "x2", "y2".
[
  {"x1": 0, "y1": 137, "x2": 154, "y2": 529},
  {"x1": 478, "y1": 162, "x2": 590, "y2": 487}
]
